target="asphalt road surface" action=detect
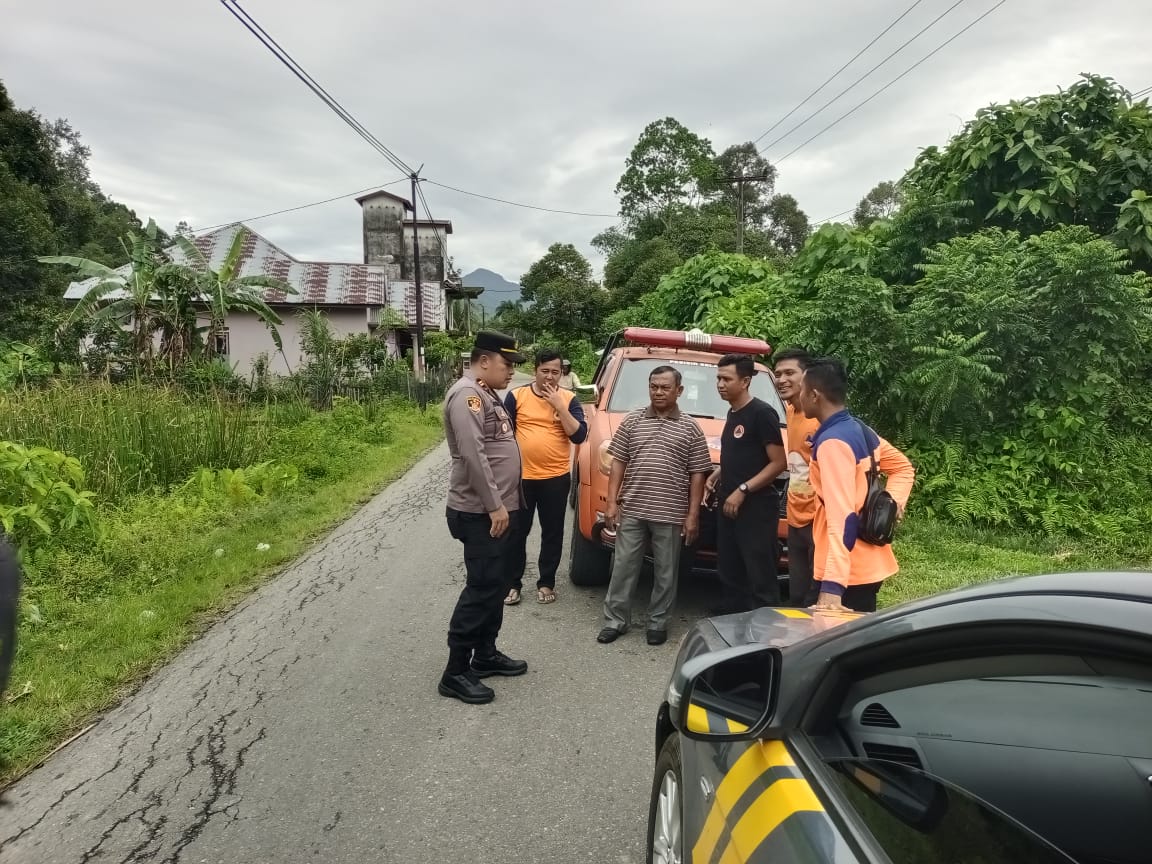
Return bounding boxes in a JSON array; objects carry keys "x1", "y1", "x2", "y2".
[{"x1": 0, "y1": 434, "x2": 713, "y2": 863}]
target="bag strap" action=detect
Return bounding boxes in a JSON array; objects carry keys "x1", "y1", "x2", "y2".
[{"x1": 854, "y1": 418, "x2": 880, "y2": 481}]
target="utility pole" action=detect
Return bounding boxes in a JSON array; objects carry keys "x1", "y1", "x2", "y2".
[
  {"x1": 722, "y1": 171, "x2": 771, "y2": 254},
  {"x1": 409, "y1": 172, "x2": 427, "y2": 411}
]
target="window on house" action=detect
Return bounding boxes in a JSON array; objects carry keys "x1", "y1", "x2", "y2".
[{"x1": 214, "y1": 328, "x2": 231, "y2": 357}]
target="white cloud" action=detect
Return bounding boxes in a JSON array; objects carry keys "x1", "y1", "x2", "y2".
[{"x1": 3, "y1": 0, "x2": 1149, "y2": 281}]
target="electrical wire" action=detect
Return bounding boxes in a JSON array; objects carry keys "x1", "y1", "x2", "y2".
[
  {"x1": 811, "y1": 207, "x2": 856, "y2": 226},
  {"x1": 220, "y1": 0, "x2": 413, "y2": 177},
  {"x1": 751, "y1": 0, "x2": 930, "y2": 147},
  {"x1": 775, "y1": 0, "x2": 1008, "y2": 164},
  {"x1": 421, "y1": 179, "x2": 618, "y2": 218},
  {"x1": 191, "y1": 176, "x2": 408, "y2": 234},
  {"x1": 759, "y1": 0, "x2": 971, "y2": 156}
]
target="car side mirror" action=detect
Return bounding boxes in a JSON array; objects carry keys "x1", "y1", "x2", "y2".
[
  {"x1": 574, "y1": 384, "x2": 598, "y2": 404},
  {"x1": 672, "y1": 644, "x2": 779, "y2": 740}
]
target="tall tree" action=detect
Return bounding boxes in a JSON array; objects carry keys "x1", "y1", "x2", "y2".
[
  {"x1": 615, "y1": 118, "x2": 716, "y2": 225},
  {"x1": 703, "y1": 143, "x2": 777, "y2": 227},
  {"x1": 519, "y1": 244, "x2": 606, "y2": 344},
  {"x1": 854, "y1": 180, "x2": 903, "y2": 228},
  {"x1": 764, "y1": 194, "x2": 811, "y2": 255}
]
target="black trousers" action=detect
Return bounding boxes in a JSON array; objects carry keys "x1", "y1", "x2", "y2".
[
  {"x1": 445, "y1": 507, "x2": 519, "y2": 673},
  {"x1": 508, "y1": 474, "x2": 571, "y2": 592},
  {"x1": 841, "y1": 582, "x2": 881, "y2": 613},
  {"x1": 716, "y1": 491, "x2": 780, "y2": 614},
  {"x1": 787, "y1": 523, "x2": 817, "y2": 607}
]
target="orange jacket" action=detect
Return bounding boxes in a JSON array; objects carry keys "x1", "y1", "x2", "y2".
[
  {"x1": 785, "y1": 404, "x2": 820, "y2": 528},
  {"x1": 810, "y1": 410, "x2": 915, "y2": 595}
]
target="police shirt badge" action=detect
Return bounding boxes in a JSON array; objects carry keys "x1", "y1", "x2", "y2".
[{"x1": 466, "y1": 395, "x2": 482, "y2": 414}]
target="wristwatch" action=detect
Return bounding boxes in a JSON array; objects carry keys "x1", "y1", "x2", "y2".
[{"x1": 738, "y1": 482, "x2": 750, "y2": 493}]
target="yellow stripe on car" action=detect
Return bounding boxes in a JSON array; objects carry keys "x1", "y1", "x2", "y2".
[
  {"x1": 717, "y1": 777, "x2": 824, "y2": 862},
  {"x1": 691, "y1": 741, "x2": 795, "y2": 864},
  {"x1": 773, "y1": 608, "x2": 812, "y2": 619}
]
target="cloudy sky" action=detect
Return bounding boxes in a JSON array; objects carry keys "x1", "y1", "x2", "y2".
[{"x1": 3, "y1": 0, "x2": 1149, "y2": 295}]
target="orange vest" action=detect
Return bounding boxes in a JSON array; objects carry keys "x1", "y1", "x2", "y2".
[{"x1": 785, "y1": 403, "x2": 820, "y2": 528}]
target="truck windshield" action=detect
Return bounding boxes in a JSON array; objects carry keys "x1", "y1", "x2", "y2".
[{"x1": 607, "y1": 358, "x2": 787, "y2": 421}]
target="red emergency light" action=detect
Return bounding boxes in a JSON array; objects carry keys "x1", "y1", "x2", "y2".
[{"x1": 622, "y1": 327, "x2": 772, "y2": 356}]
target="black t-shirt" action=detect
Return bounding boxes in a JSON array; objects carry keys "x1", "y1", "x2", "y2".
[{"x1": 720, "y1": 397, "x2": 783, "y2": 498}]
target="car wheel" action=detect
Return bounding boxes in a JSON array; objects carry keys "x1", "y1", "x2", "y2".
[
  {"x1": 568, "y1": 507, "x2": 611, "y2": 587},
  {"x1": 646, "y1": 735, "x2": 684, "y2": 864}
]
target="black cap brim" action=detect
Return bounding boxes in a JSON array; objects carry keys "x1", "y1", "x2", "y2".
[{"x1": 500, "y1": 347, "x2": 527, "y2": 364}]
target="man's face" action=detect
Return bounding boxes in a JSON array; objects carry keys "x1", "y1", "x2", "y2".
[
  {"x1": 648, "y1": 371, "x2": 682, "y2": 411},
  {"x1": 774, "y1": 359, "x2": 805, "y2": 402},
  {"x1": 798, "y1": 373, "x2": 820, "y2": 418},
  {"x1": 535, "y1": 359, "x2": 562, "y2": 390},
  {"x1": 478, "y1": 353, "x2": 515, "y2": 390},
  {"x1": 715, "y1": 364, "x2": 747, "y2": 404}
]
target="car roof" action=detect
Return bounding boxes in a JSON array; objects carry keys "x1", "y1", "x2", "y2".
[
  {"x1": 895, "y1": 571, "x2": 1152, "y2": 608},
  {"x1": 612, "y1": 346, "x2": 771, "y2": 369}
]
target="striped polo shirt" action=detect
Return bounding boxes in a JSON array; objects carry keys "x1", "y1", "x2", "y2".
[{"x1": 608, "y1": 406, "x2": 713, "y2": 524}]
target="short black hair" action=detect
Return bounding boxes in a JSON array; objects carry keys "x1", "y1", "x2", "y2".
[
  {"x1": 803, "y1": 357, "x2": 848, "y2": 403},
  {"x1": 535, "y1": 348, "x2": 562, "y2": 368},
  {"x1": 649, "y1": 365, "x2": 683, "y2": 386},
  {"x1": 773, "y1": 346, "x2": 812, "y2": 369},
  {"x1": 717, "y1": 353, "x2": 756, "y2": 379}
]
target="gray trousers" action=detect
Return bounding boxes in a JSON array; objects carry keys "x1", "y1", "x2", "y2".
[{"x1": 601, "y1": 516, "x2": 684, "y2": 632}]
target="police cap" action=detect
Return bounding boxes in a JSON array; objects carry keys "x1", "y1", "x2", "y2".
[{"x1": 473, "y1": 330, "x2": 526, "y2": 364}]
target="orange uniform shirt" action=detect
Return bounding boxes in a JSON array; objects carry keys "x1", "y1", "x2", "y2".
[
  {"x1": 505, "y1": 385, "x2": 588, "y2": 481},
  {"x1": 785, "y1": 403, "x2": 820, "y2": 528},
  {"x1": 810, "y1": 410, "x2": 915, "y2": 594}
]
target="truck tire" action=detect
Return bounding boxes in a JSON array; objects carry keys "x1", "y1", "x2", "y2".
[{"x1": 568, "y1": 508, "x2": 612, "y2": 587}]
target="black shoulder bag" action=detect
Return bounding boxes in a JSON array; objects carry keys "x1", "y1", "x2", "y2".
[{"x1": 855, "y1": 420, "x2": 900, "y2": 546}]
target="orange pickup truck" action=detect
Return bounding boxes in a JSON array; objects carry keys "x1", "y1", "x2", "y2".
[{"x1": 567, "y1": 327, "x2": 790, "y2": 589}]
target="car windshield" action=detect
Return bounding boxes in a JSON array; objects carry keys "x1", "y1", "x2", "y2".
[{"x1": 607, "y1": 358, "x2": 786, "y2": 421}]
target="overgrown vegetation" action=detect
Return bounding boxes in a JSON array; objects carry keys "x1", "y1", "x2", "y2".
[{"x1": 508, "y1": 74, "x2": 1152, "y2": 555}]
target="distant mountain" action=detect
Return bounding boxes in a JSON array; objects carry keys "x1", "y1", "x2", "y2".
[{"x1": 461, "y1": 268, "x2": 524, "y2": 315}]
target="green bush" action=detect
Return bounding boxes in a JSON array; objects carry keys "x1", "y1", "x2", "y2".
[{"x1": 0, "y1": 441, "x2": 99, "y2": 553}]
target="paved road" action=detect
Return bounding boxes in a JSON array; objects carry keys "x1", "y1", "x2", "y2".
[{"x1": 0, "y1": 438, "x2": 711, "y2": 863}]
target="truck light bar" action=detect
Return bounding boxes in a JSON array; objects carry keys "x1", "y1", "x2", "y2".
[{"x1": 621, "y1": 327, "x2": 772, "y2": 356}]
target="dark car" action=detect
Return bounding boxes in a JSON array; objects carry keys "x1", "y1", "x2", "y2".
[{"x1": 647, "y1": 572, "x2": 1152, "y2": 864}]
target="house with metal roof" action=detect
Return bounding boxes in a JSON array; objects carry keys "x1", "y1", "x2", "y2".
[{"x1": 62, "y1": 189, "x2": 482, "y2": 376}]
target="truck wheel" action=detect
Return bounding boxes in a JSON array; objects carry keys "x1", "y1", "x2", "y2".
[{"x1": 568, "y1": 508, "x2": 612, "y2": 587}]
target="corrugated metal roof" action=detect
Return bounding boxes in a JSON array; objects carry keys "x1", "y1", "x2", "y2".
[{"x1": 62, "y1": 224, "x2": 390, "y2": 306}]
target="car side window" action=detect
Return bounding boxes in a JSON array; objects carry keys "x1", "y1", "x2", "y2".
[{"x1": 825, "y1": 759, "x2": 1073, "y2": 864}]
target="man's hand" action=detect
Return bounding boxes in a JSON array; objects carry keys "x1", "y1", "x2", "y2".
[
  {"x1": 703, "y1": 468, "x2": 720, "y2": 503},
  {"x1": 811, "y1": 591, "x2": 846, "y2": 611},
  {"x1": 682, "y1": 513, "x2": 699, "y2": 546},
  {"x1": 542, "y1": 382, "x2": 569, "y2": 412},
  {"x1": 604, "y1": 503, "x2": 620, "y2": 532},
  {"x1": 722, "y1": 487, "x2": 745, "y2": 519},
  {"x1": 488, "y1": 506, "x2": 510, "y2": 538}
]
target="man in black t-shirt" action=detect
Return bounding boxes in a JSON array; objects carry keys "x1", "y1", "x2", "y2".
[{"x1": 705, "y1": 354, "x2": 787, "y2": 614}]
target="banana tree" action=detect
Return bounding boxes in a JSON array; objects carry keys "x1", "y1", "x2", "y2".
[
  {"x1": 170, "y1": 227, "x2": 297, "y2": 359},
  {"x1": 40, "y1": 219, "x2": 167, "y2": 375}
]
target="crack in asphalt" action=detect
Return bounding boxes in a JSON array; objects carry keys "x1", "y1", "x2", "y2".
[{"x1": 0, "y1": 446, "x2": 454, "y2": 862}]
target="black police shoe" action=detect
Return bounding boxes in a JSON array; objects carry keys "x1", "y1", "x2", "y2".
[
  {"x1": 470, "y1": 650, "x2": 528, "y2": 678},
  {"x1": 597, "y1": 627, "x2": 624, "y2": 644},
  {"x1": 646, "y1": 629, "x2": 668, "y2": 646},
  {"x1": 438, "y1": 671, "x2": 495, "y2": 704}
]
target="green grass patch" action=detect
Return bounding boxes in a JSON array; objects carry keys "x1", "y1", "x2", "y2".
[
  {"x1": 0, "y1": 403, "x2": 443, "y2": 785},
  {"x1": 883, "y1": 517, "x2": 1147, "y2": 607}
]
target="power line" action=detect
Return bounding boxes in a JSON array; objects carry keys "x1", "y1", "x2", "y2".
[
  {"x1": 751, "y1": 0, "x2": 930, "y2": 147},
  {"x1": 1133, "y1": 85, "x2": 1152, "y2": 99},
  {"x1": 220, "y1": 0, "x2": 413, "y2": 177},
  {"x1": 776, "y1": 0, "x2": 1008, "y2": 164},
  {"x1": 191, "y1": 176, "x2": 408, "y2": 234},
  {"x1": 760, "y1": 0, "x2": 971, "y2": 156},
  {"x1": 422, "y1": 179, "x2": 618, "y2": 218},
  {"x1": 812, "y1": 207, "x2": 856, "y2": 226}
]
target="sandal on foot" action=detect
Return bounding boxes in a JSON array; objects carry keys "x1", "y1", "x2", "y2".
[
  {"x1": 504, "y1": 588, "x2": 522, "y2": 606},
  {"x1": 537, "y1": 588, "x2": 557, "y2": 604}
]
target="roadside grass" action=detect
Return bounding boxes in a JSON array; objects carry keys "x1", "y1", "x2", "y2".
[
  {"x1": 0, "y1": 407, "x2": 443, "y2": 785},
  {"x1": 884, "y1": 518, "x2": 1146, "y2": 607}
]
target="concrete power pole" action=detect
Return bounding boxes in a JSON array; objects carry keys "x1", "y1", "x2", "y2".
[
  {"x1": 722, "y1": 171, "x2": 772, "y2": 254},
  {"x1": 409, "y1": 173, "x2": 427, "y2": 411}
]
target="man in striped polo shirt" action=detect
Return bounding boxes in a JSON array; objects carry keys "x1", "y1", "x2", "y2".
[{"x1": 598, "y1": 366, "x2": 713, "y2": 646}]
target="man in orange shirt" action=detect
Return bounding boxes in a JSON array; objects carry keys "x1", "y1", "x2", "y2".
[
  {"x1": 772, "y1": 347, "x2": 821, "y2": 607},
  {"x1": 800, "y1": 358, "x2": 915, "y2": 612},
  {"x1": 504, "y1": 349, "x2": 588, "y2": 605}
]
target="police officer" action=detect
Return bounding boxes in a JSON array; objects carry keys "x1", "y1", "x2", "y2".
[{"x1": 441, "y1": 330, "x2": 529, "y2": 704}]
